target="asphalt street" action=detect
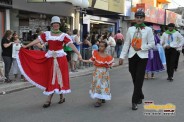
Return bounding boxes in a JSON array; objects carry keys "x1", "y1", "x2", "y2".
[{"x1": 0, "y1": 61, "x2": 184, "y2": 122}]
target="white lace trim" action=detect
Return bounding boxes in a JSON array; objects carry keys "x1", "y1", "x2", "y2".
[
  {"x1": 91, "y1": 51, "x2": 114, "y2": 65},
  {"x1": 17, "y1": 53, "x2": 71, "y2": 95},
  {"x1": 45, "y1": 49, "x2": 66, "y2": 58},
  {"x1": 43, "y1": 89, "x2": 71, "y2": 95},
  {"x1": 89, "y1": 90, "x2": 111, "y2": 100},
  {"x1": 38, "y1": 32, "x2": 72, "y2": 43},
  {"x1": 16, "y1": 54, "x2": 46, "y2": 90},
  {"x1": 38, "y1": 36, "x2": 44, "y2": 43}
]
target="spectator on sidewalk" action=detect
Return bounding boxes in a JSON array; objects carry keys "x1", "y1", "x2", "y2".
[
  {"x1": 119, "y1": 10, "x2": 155, "y2": 110},
  {"x1": 71, "y1": 29, "x2": 82, "y2": 72},
  {"x1": 82, "y1": 41, "x2": 114, "y2": 107},
  {"x1": 64, "y1": 29, "x2": 73, "y2": 71},
  {"x1": 92, "y1": 39, "x2": 99, "y2": 51},
  {"x1": 115, "y1": 30, "x2": 124, "y2": 58},
  {"x1": 107, "y1": 32, "x2": 116, "y2": 57},
  {"x1": 82, "y1": 34, "x2": 92, "y2": 58},
  {"x1": 1, "y1": 30, "x2": 13, "y2": 83},
  {"x1": 32, "y1": 28, "x2": 47, "y2": 51},
  {"x1": 11, "y1": 32, "x2": 25, "y2": 81},
  {"x1": 161, "y1": 23, "x2": 184, "y2": 81},
  {"x1": 82, "y1": 34, "x2": 92, "y2": 67}
]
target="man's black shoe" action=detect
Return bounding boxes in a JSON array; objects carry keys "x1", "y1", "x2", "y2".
[
  {"x1": 132, "y1": 103, "x2": 138, "y2": 110},
  {"x1": 137, "y1": 99, "x2": 142, "y2": 104},
  {"x1": 169, "y1": 78, "x2": 174, "y2": 82}
]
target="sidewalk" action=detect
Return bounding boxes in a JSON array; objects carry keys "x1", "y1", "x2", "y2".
[{"x1": 0, "y1": 58, "x2": 126, "y2": 95}]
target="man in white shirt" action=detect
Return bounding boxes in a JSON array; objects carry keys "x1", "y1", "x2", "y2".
[
  {"x1": 119, "y1": 10, "x2": 155, "y2": 110},
  {"x1": 107, "y1": 32, "x2": 116, "y2": 56},
  {"x1": 161, "y1": 23, "x2": 184, "y2": 81}
]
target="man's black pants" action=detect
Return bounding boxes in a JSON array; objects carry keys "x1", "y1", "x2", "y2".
[
  {"x1": 128, "y1": 54, "x2": 148, "y2": 103},
  {"x1": 165, "y1": 48, "x2": 177, "y2": 78}
]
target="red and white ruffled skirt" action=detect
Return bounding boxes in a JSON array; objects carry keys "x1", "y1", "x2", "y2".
[{"x1": 17, "y1": 48, "x2": 71, "y2": 95}]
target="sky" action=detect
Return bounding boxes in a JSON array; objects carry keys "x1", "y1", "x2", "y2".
[{"x1": 169, "y1": 0, "x2": 184, "y2": 9}]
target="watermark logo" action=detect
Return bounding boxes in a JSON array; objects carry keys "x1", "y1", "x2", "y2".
[{"x1": 143, "y1": 101, "x2": 176, "y2": 116}]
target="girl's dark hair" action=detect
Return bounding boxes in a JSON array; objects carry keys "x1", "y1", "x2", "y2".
[
  {"x1": 99, "y1": 41, "x2": 108, "y2": 48},
  {"x1": 3, "y1": 30, "x2": 12, "y2": 39}
]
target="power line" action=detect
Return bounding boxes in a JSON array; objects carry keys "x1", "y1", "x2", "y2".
[{"x1": 172, "y1": 0, "x2": 184, "y2": 7}]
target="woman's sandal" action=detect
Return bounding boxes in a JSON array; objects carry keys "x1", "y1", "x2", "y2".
[
  {"x1": 94, "y1": 101, "x2": 102, "y2": 107},
  {"x1": 151, "y1": 74, "x2": 155, "y2": 79},
  {"x1": 58, "y1": 98, "x2": 65, "y2": 104},
  {"x1": 102, "y1": 99, "x2": 106, "y2": 103},
  {"x1": 43, "y1": 101, "x2": 51, "y2": 108}
]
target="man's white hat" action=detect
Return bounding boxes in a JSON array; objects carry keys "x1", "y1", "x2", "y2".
[{"x1": 51, "y1": 16, "x2": 61, "y2": 24}]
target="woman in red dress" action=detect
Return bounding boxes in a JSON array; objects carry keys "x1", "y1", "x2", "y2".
[{"x1": 17, "y1": 16, "x2": 82, "y2": 108}]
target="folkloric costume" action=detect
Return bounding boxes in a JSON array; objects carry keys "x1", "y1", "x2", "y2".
[
  {"x1": 145, "y1": 33, "x2": 165, "y2": 73},
  {"x1": 89, "y1": 50, "x2": 114, "y2": 100},
  {"x1": 161, "y1": 23, "x2": 184, "y2": 80},
  {"x1": 17, "y1": 32, "x2": 73, "y2": 95},
  {"x1": 120, "y1": 10, "x2": 155, "y2": 106}
]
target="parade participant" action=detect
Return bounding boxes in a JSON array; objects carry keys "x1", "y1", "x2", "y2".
[
  {"x1": 161, "y1": 23, "x2": 184, "y2": 81},
  {"x1": 1, "y1": 30, "x2": 13, "y2": 83},
  {"x1": 145, "y1": 30, "x2": 165, "y2": 79},
  {"x1": 82, "y1": 41, "x2": 114, "y2": 107},
  {"x1": 119, "y1": 10, "x2": 155, "y2": 110},
  {"x1": 17, "y1": 16, "x2": 82, "y2": 108}
]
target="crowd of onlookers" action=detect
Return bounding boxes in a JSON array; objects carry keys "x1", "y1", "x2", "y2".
[
  {"x1": 0, "y1": 28, "x2": 124, "y2": 83},
  {"x1": 0, "y1": 28, "x2": 47, "y2": 83},
  {"x1": 64, "y1": 29, "x2": 125, "y2": 72}
]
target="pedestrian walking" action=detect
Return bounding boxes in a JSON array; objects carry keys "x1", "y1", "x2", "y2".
[
  {"x1": 115, "y1": 30, "x2": 124, "y2": 58},
  {"x1": 161, "y1": 23, "x2": 184, "y2": 81},
  {"x1": 82, "y1": 41, "x2": 114, "y2": 107},
  {"x1": 119, "y1": 10, "x2": 155, "y2": 110},
  {"x1": 1, "y1": 30, "x2": 13, "y2": 83},
  {"x1": 17, "y1": 16, "x2": 82, "y2": 108}
]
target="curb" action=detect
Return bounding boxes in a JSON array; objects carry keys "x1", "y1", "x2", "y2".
[
  {"x1": 0, "y1": 83, "x2": 34, "y2": 95},
  {"x1": 0, "y1": 64, "x2": 122, "y2": 95}
]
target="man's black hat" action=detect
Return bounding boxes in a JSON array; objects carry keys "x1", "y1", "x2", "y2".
[
  {"x1": 135, "y1": 10, "x2": 145, "y2": 17},
  {"x1": 168, "y1": 23, "x2": 175, "y2": 27}
]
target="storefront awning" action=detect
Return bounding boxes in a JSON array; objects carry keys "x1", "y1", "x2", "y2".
[{"x1": 157, "y1": 0, "x2": 171, "y2": 3}]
